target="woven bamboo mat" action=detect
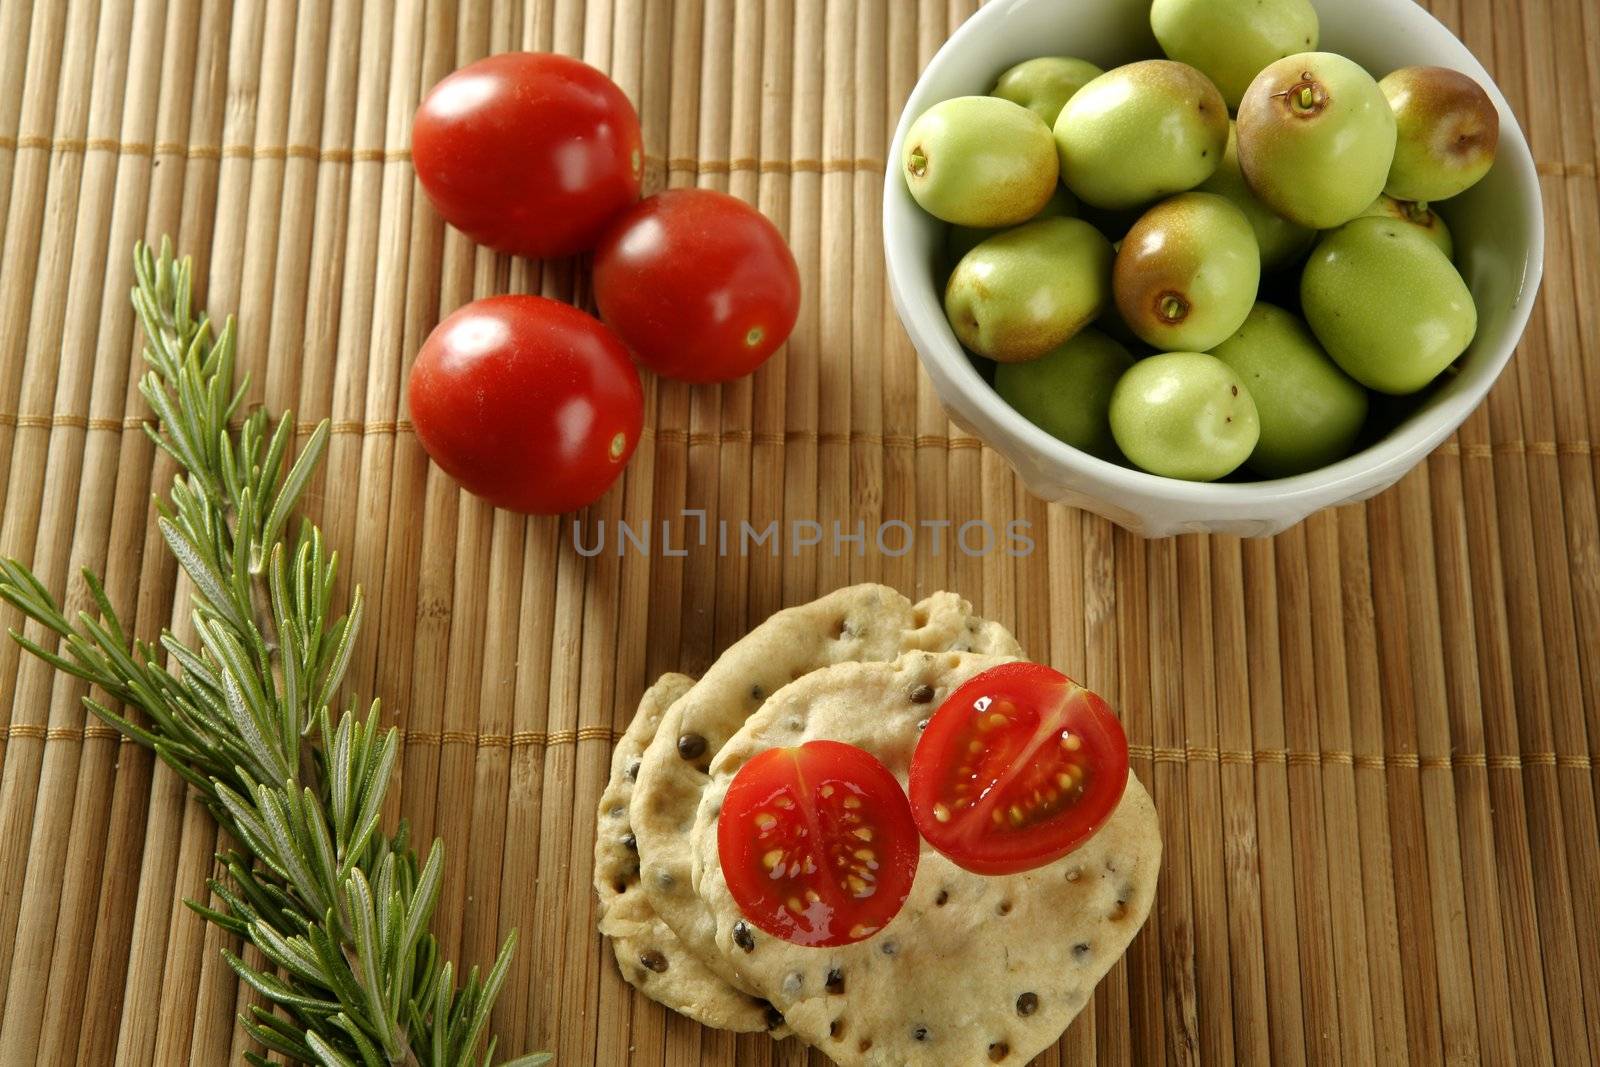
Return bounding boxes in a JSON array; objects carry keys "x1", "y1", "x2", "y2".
[{"x1": 0, "y1": 0, "x2": 1596, "y2": 1063}]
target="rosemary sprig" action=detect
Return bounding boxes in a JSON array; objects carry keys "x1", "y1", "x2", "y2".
[{"x1": 0, "y1": 240, "x2": 548, "y2": 1067}]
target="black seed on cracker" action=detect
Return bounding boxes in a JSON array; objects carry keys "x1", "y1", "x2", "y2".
[
  {"x1": 934, "y1": 889, "x2": 949, "y2": 906},
  {"x1": 910, "y1": 684, "x2": 935, "y2": 704},
  {"x1": 762, "y1": 1002, "x2": 785, "y2": 1030},
  {"x1": 1016, "y1": 992, "x2": 1039, "y2": 1016},
  {"x1": 625, "y1": 759, "x2": 641, "y2": 781},
  {"x1": 733, "y1": 920, "x2": 755, "y2": 952},
  {"x1": 916, "y1": 719, "x2": 929, "y2": 732},
  {"x1": 640, "y1": 949, "x2": 668, "y2": 973},
  {"x1": 751, "y1": 683, "x2": 765, "y2": 700},
  {"x1": 825, "y1": 967, "x2": 845, "y2": 995},
  {"x1": 621, "y1": 832, "x2": 636, "y2": 852},
  {"x1": 989, "y1": 1041, "x2": 1011, "y2": 1061},
  {"x1": 911, "y1": 1025, "x2": 929, "y2": 1042},
  {"x1": 676, "y1": 732, "x2": 707, "y2": 760},
  {"x1": 830, "y1": 1018, "x2": 846, "y2": 1040},
  {"x1": 1073, "y1": 942, "x2": 1091, "y2": 960},
  {"x1": 881, "y1": 940, "x2": 898, "y2": 956},
  {"x1": 997, "y1": 900, "x2": 1013, "y2": 916}
]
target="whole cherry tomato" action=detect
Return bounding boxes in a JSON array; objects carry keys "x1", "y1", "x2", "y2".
[
  {"x1": 717, "y1": 740, "x2": 920, "y2": 948},
  {"x1": 407, "y1": 295, "x2": 643, "y2": 514},
  {"x1": 411, "y1": 52, "x2": 642, "y2": 258},
  {"x1": 592, "y1": 188, "x2": 801, "y2": 383},
  {"x1": 909, "y1": 663, "x2": 1129, "y2": 875}
]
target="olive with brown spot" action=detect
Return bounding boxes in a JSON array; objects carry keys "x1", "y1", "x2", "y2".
[
  {"x1": 1236, "y1": 52, "x2": 1397, "y2": 228},
  {"x1": 1381, "y1": 65, "x2": 1498, "y2": 203},
  {"x1": 944, "y1": 217, "x2": 1113, "y2": 363},
  {"x1": 1114, "y1": 192, "x2": 1259, "y2": 352}
]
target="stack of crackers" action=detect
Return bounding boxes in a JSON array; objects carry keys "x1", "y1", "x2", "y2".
[{"x1": 594, "y1": 585, "x2": 1161, "y2": 1066}]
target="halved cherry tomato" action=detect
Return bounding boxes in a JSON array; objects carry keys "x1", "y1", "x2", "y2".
[
  {"x1": 718, "y1": 740, "x2": 919, "y2": 948},
  {"x1": 412, "y1": 52, "x2": 642, "y2": 258},
  {"x1": 909, "y1": 663, "x2": 1128, "y2": 875},
  {"x1": 592, "y1": 188, "x2": 801, "y2": 383}
]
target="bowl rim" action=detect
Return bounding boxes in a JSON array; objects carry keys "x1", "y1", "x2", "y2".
[{"x1": 883, "y1": 0, "x2": 1546, "y2": 512}]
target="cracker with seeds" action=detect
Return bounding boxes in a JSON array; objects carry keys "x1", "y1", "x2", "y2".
[
  {"x1": 690, "y1": 652, "x2": 1161, "y2": 1066},
  {"x1": 594, "y1": 673, "x2": 785, "y2": 1032},
  {"x1": 622, "y1": 586, "x2": 1022, "y2": 1015}
]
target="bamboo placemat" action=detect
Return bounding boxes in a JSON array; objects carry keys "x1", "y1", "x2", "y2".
[{"x1": 0, "y1": 0, "x2": 1596, "y2": 1063}]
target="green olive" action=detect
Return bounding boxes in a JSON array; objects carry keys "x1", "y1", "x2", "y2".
[
  {"x1": 1301, "y1": 216, "x2": 1477, "y2": 395},
  {"x1": 1110, "y1": 352, "x2": 1260, "y2": 481},
  {"x1": 944, "y1": 217, "x2": 1113, "y2": 363},
  {"x1": 903, "y1": 96, "x2": 1059, "y2": 226},
  {"x1": 1054, "y1": 60, "x2": 1228, "y2": 210},
  {"x1": 994, "y1": 328, "x2": 1135, "y2": 460},
  {"x1": 1211, "y1": 303, "x2": 1369, "y2": 477}
]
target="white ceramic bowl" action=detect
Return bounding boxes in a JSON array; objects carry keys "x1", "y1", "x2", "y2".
[{"x1": 885, "y1": 0, "x2": 1543, "y2": 537}]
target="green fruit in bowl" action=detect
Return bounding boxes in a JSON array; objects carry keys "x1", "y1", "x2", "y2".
[
  {"x1": 1150, "y1": 0, "x2": 1319, "y2": 109},
  {"x1": 1113, "y1": 192, "x2": 1260, "y2": 352},
  {"x1": 994, "y1": 327, "x2": 1135, "y2": 460},
  {"x1": 945, "y1": 185, "x2": 1078, "y2": 268},
  {"x1": 1301, "y1": 216, "x2": 1477, "y2": 395},
  {"x1": 1355, "y1": 193, "x2": 1453, "y2": 258},
  {"x1": 1211, "y1": 303, "x2": 1368, "y2": 477},
  {"x1": 992, "y1": 56, "x2": 1105, "y2": 127},
  {"x1": 1381, "y1": 65, "x2": 1499, "y2": 203},
  {"x1": 945, "y1": 217, "x2": 1114, "y2": 363},
  {"x1": 1110, "y1": 352, "x2": 1260, "y2": 481},
  {"x1": 1054, "y1": 60, "x2": 1228, "y2": 210},
  {"x1": 1197, "y1": 124, "x2": 1316, "y2": 272},
  {"x1": 902, "y1": 96, "x2": 1058, "y2": 226},
  {"x1": 1236, "y1": 52, "x2": 1397, "y2": 229}
]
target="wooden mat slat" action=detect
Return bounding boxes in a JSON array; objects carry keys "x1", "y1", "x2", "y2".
[{"x1": 0, "y1": 1, "x2": 1597, "y2": 1065}]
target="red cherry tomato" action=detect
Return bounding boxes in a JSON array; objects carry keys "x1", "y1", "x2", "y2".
[
  {"x1": 592, "y1": 188, "x2": 801, "y2": 384},
  {"x1": 718, "y1": 740, "x2": 920, "y2": 948},
  {"x1": 407, "y1": 295, "x2": 643, "y2": 514},
  {"x1": 411, "y1": 52, "x2": 642, "y2": 258},
  {"x1": 909, "y1": 663, "x2": 1129, "y2": 876}
]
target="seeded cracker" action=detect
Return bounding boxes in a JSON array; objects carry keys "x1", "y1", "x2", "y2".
[
  {"x1": 691, "y1": 653, "x2": 1161, "y2": 1066},
  {"x1": 595, "y1": 673, "x2": 785, "y2": 1032},
  {"x1": 623, "y1": 585, "x2": 1023, "y2": 1024}
]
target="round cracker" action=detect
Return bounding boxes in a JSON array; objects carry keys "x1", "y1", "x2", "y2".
[
  {"x1": 628, "y1": 585, "x2": 1023, "y2": 1007},
  {"x1": 594, "y1": 673, "x2": 787, "y2": 1033},
  {"x1": 692, "y1": 652, "x2": 1162, "y2": 1067}
]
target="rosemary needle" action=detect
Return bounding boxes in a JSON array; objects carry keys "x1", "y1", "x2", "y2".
[{"x1": 0, "y1": 240, "x2": 549, "y2": 1067}]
